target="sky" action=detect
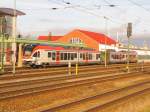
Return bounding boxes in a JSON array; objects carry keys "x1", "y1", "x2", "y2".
[{"x1": 0, "y1": 0, "x2": 150, "y2": 47}]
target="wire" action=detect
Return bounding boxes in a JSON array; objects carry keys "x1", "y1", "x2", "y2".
[
  {"x1": 128, "y1": 0, "x2": 150, "y2": 14},
  {"x1": 50, "y1": 0, "x2": 122, "y2": 24},
  {"x1": 49, "y1": 0, "x2": 150, "y2": 32},
  {"x1": 104, "y1": 0, "x2": 150, "y2": 29}
]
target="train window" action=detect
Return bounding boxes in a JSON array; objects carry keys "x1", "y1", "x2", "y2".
[
  {"x1": 83, "y1": 54, "x2": 86, "y2": 60},
  {"x1": 64, "y1": 53, "x2": 67, "y2": 60},
  {"x1": 52, "y1": 52, "x2": 56, "y2": 60},
  {"x1": 33, "y1": 52, "x2": 37, "y2": 57},
  {"x1": 48, "y1": 52, "x2": 51, "y2": 58},
  {"x1": 80, "y1": 53, "x2": 83, "y2": 58},
  {"x1": 74, "y1": 53, "x2": 77, "y2": 58},
  {"x1": 61, "y1": 53, "x2": 63, "y2": 60},
  {"x1": 86, "y1": 53, "x2": 88, "y2": 60},
  {"x1": 71, "y1": 53, "x2": 74, "y2": 60},
  {"x1": 37, "y1": 51, "x2": 40, "y2": 58},
  {"x1": 96, "y1": 54, "x2": 100, "y2": 60},
  {"x1": 89, "y1": 54, "x2": 92, "y2": 60},
  {"x1": 68, "y1": 53, "x2": 71, "y2": 60}
]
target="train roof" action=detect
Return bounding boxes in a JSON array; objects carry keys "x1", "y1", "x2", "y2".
[{"x1": 33, "y1": 45, "x2": 98, "y2": 52}]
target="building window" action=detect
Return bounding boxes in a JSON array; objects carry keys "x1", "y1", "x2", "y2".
[{"x1": 69, "y1": 37, "x2": 83, "y2": 44}]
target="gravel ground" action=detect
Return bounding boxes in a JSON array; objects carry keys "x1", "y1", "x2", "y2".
[{"x1": 94, "y1": 89, "x2": 150, "y2": 112}]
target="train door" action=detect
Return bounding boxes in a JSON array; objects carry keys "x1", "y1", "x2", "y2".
[
  {"x1": 56, "y1": 51, "x2": 60, "y2": 64},
  {"x1": 47, "y1": 51, "x2": 52, "y2": 64},
  {"x1": 31, "y1": 51, "x2": 41, "y2": 65}
]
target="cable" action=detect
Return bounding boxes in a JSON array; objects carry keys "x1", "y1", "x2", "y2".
[
  {"x1": 104, "y1": 0, "x2": 150, "y2": 29},
  {"x1": 52, "y1": 0, "x2": 122, "y2": 24},
  {"x1": 128, "y1": 0, "x2": 150, "y2": 14}
]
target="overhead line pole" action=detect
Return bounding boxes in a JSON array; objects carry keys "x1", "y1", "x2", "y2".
[
  {"x1": 12, "y1": 0, "x2": 17, "y2": 74},
  {"x1": 104, "y1": 16, "x2": 108, "y2": 67},
  {"x1": 127, "y1": 23, "x2": 132, "y2": 73}
]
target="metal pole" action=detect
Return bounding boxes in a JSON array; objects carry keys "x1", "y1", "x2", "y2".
[
  {"x1": 12, "y1": 0, "x2": 17, "y2": 74},
  {"x1": 127, "y1": 23, "x2": 132, "y2": 73},
  {"x1": 127, "y1": 36, "x2": 130, "y2": 73},
  {"x1": 0, "y1": 18, "x2": 2, "y2": 73},
  {"x1": 0, "y1": 17, "x2": 5, "y2": 74},
  {"x1": 1, "y1": 33, "x2": 4, "y2": 73},
  {"x1": 104, "y1": 17, "x2": 108, "y2": 67}
]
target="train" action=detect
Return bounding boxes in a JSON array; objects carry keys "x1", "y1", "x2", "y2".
[
  {"x1": 100, "y1": 50, "x2": 137, "y2": 64},
  {"x1": 23, "y1": 45, "x2": 138, "y2": 68},
  {"x1": 23, "y1": 45, "x2": 101, "y2": 67}
]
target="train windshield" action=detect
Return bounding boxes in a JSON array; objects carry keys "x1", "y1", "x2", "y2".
[
  {"x1": 32, "y1": 51, "x2": 40, "y2": 58},
  {"x1": 33, "y1": 52, "x2": 38, "y2": 57}
]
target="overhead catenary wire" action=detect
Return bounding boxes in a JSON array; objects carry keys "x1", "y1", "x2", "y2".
[
  {"x1": 104, "y1": 0, "x2": 150, "y2": 29},
  {"x1": 48, "y1": 0, "x2": 123, "y2": 25},
  {"x1": 128, "y1": 0, "x2": 150, "y2": 14},
  {"x1": 24, "y1": 0, "x2": 150, "y2": 37}
]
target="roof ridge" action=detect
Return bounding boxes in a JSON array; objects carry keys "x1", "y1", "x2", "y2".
[
  {"x1": 76, "y1": 29, "x2": 105, "y2": 36},
  {"x1": 75, "y1": 29, "x2": 116, "y2": 45}
]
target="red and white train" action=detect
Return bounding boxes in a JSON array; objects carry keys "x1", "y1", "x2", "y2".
[
  {"x1": 23, "y1": 45, "x2": 101, "y2": 67},
  {"x1": 23, "y1": 45, "x2": 138, "y2": 67}
]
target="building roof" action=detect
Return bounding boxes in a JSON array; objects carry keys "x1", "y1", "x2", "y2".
[
  {"x1": 77, "y1": 29, "x2": 116, "y2": 45},
  {"x1": 38, "y1": 29, "x2": 116, "y2": 45},
  {"x1": 0, "y1": 8, "x2": 25, "y2": 16},
  {"x1": 38, "y1": 36, "x2": 62, "y2": 41}
]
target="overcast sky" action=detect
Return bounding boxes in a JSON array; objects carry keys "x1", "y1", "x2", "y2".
[{"x1": 0, "y1": 0, "x2": 150, "y2": 46}]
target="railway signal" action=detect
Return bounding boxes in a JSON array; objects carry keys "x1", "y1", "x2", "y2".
[
  {"x1": 127, "y1": 22, "x2": 132, "y2": 73},
  {"x1": 127, "y1": 23, "x2": 132, "y2": 38}
]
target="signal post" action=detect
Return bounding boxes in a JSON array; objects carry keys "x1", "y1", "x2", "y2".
[{"x1": 127, "y1": 23, "x2": 132, "y2": 73}]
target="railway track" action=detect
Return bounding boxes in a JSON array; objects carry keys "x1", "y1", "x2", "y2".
[
  {"x1": 0, "y1": 63, "x2": 149, "y2": 81},
  {"x1": 0, "y1": 70, "x2": 149, "y2": 101},
  {"x1": 0, "y1": 63, "x2": 148, "y2": 87},
  {"x1": 0, "y1": 66, "x2": 149, "y2": 111},
  {"x1": 3, "y1": 63, "x2": 147, "y2": 75},
  {"x1": 42, "y1": 79, "x2": 150, "y2": 112}
]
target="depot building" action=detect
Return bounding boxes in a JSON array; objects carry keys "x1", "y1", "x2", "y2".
[{"x1": 38, "y1": 29, "x2": 117, "y2": 51}]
